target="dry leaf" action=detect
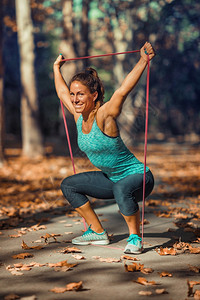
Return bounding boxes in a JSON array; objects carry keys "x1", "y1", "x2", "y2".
[
  {"x1": 20, "y1": 296, "x2": 37, "y2": 300},
  {"x1": 4, "y1": 294, "x2": 20, "y2": 300},
  {"x1": 64, "y1": 224, "x2": 73, "y2": 227},
  {"x1": 121, "y1": 255, "x2": 139, "y2": 261},
  {"x1": 72, "y1": 254, "x2": 85, "y2": 260},
  {"x1": 188, "y1": 265, "x2": 200, "y2": 273},
  {"x1": 138, "y1": 291, "x2": 152, "y2": 296},
  {"x1": 66, "y1": 281, "x2": 83, "y2": 291},
  {"x1": 48, "y1": 260, "x2": 77, "y2": 271},
  {"x1": 10, "y1": 269, "x2": 24, "y2": 276},
  {"x1": 92, "y1": 256, "x2": 121, "y2": 263},
  {"x1": 9, "y1": 234, "x2": 21, "y2": 238},
  {"x1": 194, "y1": 290, "x2": 200, "y2": 300},
  {"x1": 30, "y1": 224, "x2": 46, "y2": 231},
  {"x1": 187, "y1": 280, "x2": 200, "y2": 297},
  {"x1": 21, "y1": 240, "x2": 44, "y2": 250},
  {"x1": 50, "y1": 281, "x2": 83, "y2": 293},
  {"x1": 50, "y1": 287, "x2": 68, "y2": 294},
  {"x1": 125, "y1": 262, "x2": 153, "y2": 274},
  {"x1": 40, "y1": 233, "x2": 61, "y2": 243},
  {"x1": 158, "y1": 271, "x2": 173, "y2": 277},
  {"x1": 12, "y1": 253, "x2": 34, "y2": 259},
  {"x1": 156, "y1": 247, "x2": 177, "y2": 256},
  {"x1": 61, "y1": 246, "x2": 82, "y2": 253},
  {"x1": 141, "y1": 267, "x2": 154, "y2": 274},
  {"x1": 124, "y1": 262, "x2": 143, "y2": 272},
  {"x1": 189, "y1": 246, "x2": 200, "y2": 254},
  {"x1": 133, "y1": 277, "x2": 158, "y2": 286},
  {"x1": 156, "y1": 288, "x2": 168, "y2": 294},
  {"x1": 13, "y1": 263, "x2": 23, "y2": 268}
]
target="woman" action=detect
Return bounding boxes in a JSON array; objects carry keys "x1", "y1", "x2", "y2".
[{"x1": 53, "y1": 42, "x2": 155, "y2": 254}]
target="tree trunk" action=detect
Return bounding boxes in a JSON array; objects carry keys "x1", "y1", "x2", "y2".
[
  {"x1": 58, "y1": 0, "x2": 79, "y2": 151},
  {"x1": 80, "y1": 0, "x2": 90, "y2": 68},
  {"x1": 0, "y1": 0, "x2": 5, "y2": 166},
  {"x1": 15, "y1": 0, "x2": 44, "y2": 157}
]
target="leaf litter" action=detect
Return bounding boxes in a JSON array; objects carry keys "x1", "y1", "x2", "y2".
[
  {"x1": 0, "y1": 144, "x2": 199, "y2": 298},
  {"x1": 50, "y1": 281, "x2": 83, "y2": 293}
]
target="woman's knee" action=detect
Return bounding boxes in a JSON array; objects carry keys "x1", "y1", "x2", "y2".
[{"x1": 61, "y1": 176, "x2": 77, "y2": 202}]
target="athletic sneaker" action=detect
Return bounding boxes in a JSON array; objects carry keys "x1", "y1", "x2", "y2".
[
  {"x1": 72, "y1": 225, "x2": 110, "y2": 245},
  {"x1": 124, "y1": 234, "x2": 143, "y2": 254}
]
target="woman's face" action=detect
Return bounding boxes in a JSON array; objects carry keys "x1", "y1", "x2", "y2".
[{"x1": 70, "y1": 81, "x2": 97, "y2": 114}]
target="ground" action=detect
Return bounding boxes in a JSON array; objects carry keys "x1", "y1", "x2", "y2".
[{"x1": 0, "y1": 141, "x2": 199, "y2": 300}]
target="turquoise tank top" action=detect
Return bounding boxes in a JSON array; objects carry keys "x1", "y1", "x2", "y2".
[{"x1": 77, "y1": 115, "x2": 149, "y2": 183}]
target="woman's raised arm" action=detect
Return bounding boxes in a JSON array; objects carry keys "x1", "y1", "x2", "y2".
[
  {"x1": 103, "y1": 42, "x2": 155, "y2": 118},
  {"x1": 53, "y1": 54, "x2": 75, "y2": 115}
]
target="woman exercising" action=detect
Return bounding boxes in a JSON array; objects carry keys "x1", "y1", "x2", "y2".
[{"x1": 53, "y1": 42, "x2": 155, "y2": 254}]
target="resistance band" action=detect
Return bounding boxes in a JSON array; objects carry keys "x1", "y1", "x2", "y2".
[
  {"x1": 141, "y1": 54, "x2": 150, "y2": 246},
  {"x1": 60, "y1": 50, "x2": 150, "y2": 244}
]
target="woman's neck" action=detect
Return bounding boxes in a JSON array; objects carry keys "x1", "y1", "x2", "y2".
[{"x1": 82, "y1": 107, "x2": 97, "y2": 123}]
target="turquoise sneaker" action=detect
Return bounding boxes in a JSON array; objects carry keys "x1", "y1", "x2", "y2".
[
  {"x1": 72, "y1": 226, "x2": 110, "y2": 246},
  {"x1": 124, "y1": 234, "x2": 143, "y2": 254}
]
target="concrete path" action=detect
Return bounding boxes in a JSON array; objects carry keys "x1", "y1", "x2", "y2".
[{"x1": 0, "y1": 200, "x2": 199, "y2": 300}]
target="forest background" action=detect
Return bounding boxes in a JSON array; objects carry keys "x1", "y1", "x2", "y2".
[{"x1": 0, "y1": 0, "x2": 200, "y2": 163}]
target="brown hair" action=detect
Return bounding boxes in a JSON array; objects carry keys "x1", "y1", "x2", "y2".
[{"x1": 69, "y1": 67, "x2": 104, "y2": 106}]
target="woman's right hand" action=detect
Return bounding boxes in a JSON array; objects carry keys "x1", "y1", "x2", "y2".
[{"x1": 53, "y1": 54, "x2": 65, "y2": 69}]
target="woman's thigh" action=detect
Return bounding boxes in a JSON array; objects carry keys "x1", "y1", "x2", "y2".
[
  {"x1": 61, "y1": 171, "x2": 114, "y2": 199},
  {"x1": 113, "y1": 171, "x2": 154, "y2": 215}
]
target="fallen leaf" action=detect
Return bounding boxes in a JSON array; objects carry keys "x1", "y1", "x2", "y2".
[
  {"x1": 66, "y1": 281, "x2": 83, "y2": 291},
  {"x1": 21, "y1": 240, "x2": 44, "y2": 250},
  {"x1": 133, "y1": 277, "x2": 158, "y2": 286},
  {"x1": 156, "y1": 247, "x2": 177, "y2": 256},
  {"x1": 156, "y1": 288, "x2": 168, "y2": 294},
  {"x1": 50, "y1": 281, "x2": 83, "y2": 293},
  {"x1": 13, "y1": 263, "x2": 23, "y2": 268},
  {"x1": 40, "y1": 233, "x2": 61, "y2": 243},
  {"x1": 20, "y1": 265, "x2": 32, "y2": 271},
  {"x1": 189, "y1": 246, "x2": 200, "y2": 254},
  {"x1": 10, "y1": 269, "x2": 24, "y2": 276},
  {"x1": 92, "y1": 256, "x2": 121, "y2": 263},
  {"x1": 20, "y1": 296, "x2": 37, "y2": 300},
  {"x1": 50, "y1": 287, "x2": 68, "y2": 294},
  {"x1": 72, "y1": 254, "x2": 85, "y2": 260},
  {"x1": 64, "y1": 224, "x2": 73, "y2": 227},
  {"x1": 121, "y1": 255, "x2": 140, "y2": 261},
  {"x1": 194, "y1": 290, "x2": 200, "y2": 300},
  {"x1": 188, "y1": 265, "x2": 200, "y2": 273},
  {"x1": 31, "y1": 224, "x2": 47, "y2": 231},
  {"x1": 187, "y1": 280, "x2": 200, "y2": 297},
  {"x1": 9, "y1": 234, "x2": 22, "y2": 238},
  {"x1": 12, "y1": 253, "x2": 34, "y2": 259},
  {"x1": 138, "y1": 291, "x2": 152, "y2": 296},
  {"x1": 141, "y1": 267, "x2": 154, "y2": 274},
  {"x1": 4, "y1": 294, "x2": 20, "y2": 300},
  {"x1": 158, "y1": 271, "x2": 173, "y2": 277},
  {"x1": 48, "y1": 260, "x2": 77, "y2": 271},
  {"x1": 61, "y1": 246, "x2": 82, "y2": 253},
  {"x1": 124, "y1": 262, "x2": 143, "y2": 272}
]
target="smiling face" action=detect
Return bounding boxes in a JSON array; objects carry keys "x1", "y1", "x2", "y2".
[{"x1": 70, "y1": 81, "x2": 98, "y2": 114}]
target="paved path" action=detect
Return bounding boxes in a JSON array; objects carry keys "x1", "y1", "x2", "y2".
[{"x1": 0, "y1": 201, "x2": 199, "y2": 300}]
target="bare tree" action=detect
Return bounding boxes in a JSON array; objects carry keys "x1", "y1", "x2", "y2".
[
  {"x1": 57, "y1": 0, "x2": 79, "y2": 148},
  {"x1": 0, "y1": 0, "x2": 5, "y2": 166},
  {"x1": 15, "y1": 0, "x2": 44, "y2": 157}
]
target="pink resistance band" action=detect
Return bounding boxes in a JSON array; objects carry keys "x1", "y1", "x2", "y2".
[{"x1": 60, "y1": 50, "x2": 150, "y2": 244}]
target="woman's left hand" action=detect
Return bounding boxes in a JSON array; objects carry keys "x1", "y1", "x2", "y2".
[{"x1": 140, "y1": 42, "x2": 156, "y2": 62}]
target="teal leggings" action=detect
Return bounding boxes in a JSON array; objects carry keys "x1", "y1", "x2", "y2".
[{"x1": 61, "y1": 170, "x2": 154, "y2": 216}]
